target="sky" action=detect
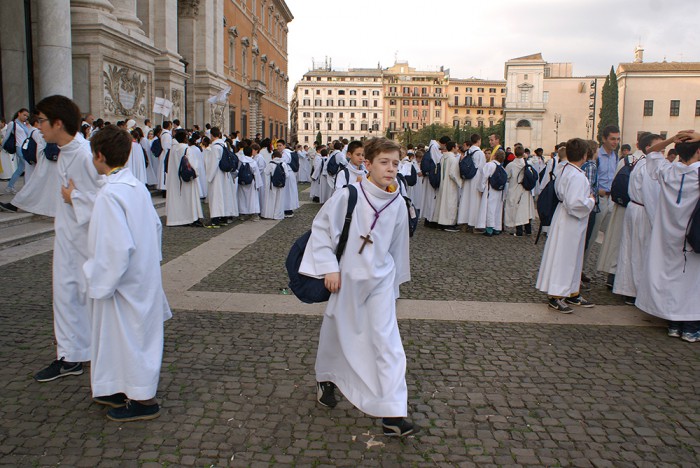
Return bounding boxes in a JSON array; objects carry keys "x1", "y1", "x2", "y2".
[{"x1": 285, "y1": 0, "x2": 699, "y2": 93}]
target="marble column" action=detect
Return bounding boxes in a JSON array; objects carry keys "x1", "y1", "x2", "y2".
[
  {"x1": 37, "y1": 0, "x2": 73, "y2": 99},
  {"x1": 0, "y1": 0, "x2": 29, "y2": 113},
  {"x1": 110, "y1": 0, "x2": 142, "y2": 30}
]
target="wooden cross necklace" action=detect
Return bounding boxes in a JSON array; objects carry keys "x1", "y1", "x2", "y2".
[{"x1": 358, "y1": 182, "x2": 400, "y2": 254}]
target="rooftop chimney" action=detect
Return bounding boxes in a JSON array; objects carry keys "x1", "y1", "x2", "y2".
[{"x1": 634, "y1": 45, "x2": 644, "y2": 63}]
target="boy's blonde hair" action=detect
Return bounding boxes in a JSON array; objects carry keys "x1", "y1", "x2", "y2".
[{"x1": 363, "y1": 137, "x2": 401, "y2": 162}]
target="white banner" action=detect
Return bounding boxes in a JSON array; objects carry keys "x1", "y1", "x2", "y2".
[
  {"x1": 153, "y1": 97, "x2": 173, "y2": 117},
  {"x1": 207, "y1": 86, "x2": 231, "y2": 105}
]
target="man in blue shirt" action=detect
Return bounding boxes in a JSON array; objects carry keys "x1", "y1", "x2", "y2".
[{"x1": 583, "y1": 125, "x2": 620, "y2": 286}]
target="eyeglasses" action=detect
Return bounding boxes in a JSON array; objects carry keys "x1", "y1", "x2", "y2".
[{"x1": 37, "y1": 117, "x2": 49, "y2": 124}]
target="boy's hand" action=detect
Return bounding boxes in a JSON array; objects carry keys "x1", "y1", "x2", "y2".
[
  {"x1": 677, "y1": 130, "x2": 700, "y2": 142},
  {"x1": 61, "y1": 179, "x2": 75, "y2": 205},
  {"x1": 324, "y1": 272, "x2": 341, "y2": 293}
]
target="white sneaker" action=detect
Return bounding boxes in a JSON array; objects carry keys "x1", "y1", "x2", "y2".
[{"x1": 4, "y1": 187, "x2": 17, "y2": 194}]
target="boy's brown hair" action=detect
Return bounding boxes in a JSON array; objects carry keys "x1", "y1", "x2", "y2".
[
  {"x1": 363, "y1": 137, "x2": 400, "y2": 162},
  {"x1": 565, "y1": 138, "x2": 587, "y2": 163},
  {"x1": 493, "y1": 149, "x2": 506, "y2": 163},
  {"x1": 90, "y1": 125, "x2": 132, "y2": 167}
]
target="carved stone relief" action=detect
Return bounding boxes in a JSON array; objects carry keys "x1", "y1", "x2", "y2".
[{"x1": 103, "y1": 63, "x2": 148, "y2": 117}]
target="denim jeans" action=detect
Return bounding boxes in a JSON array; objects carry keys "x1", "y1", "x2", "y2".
[
  {"x1": 7, "y1": 146, "x2": 25, "y2": 189},
  {"x1": 669, "y1": 321, "x2": 700, "y2": 333}
]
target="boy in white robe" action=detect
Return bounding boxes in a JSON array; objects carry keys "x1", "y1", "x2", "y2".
[
  {"x1": 188, "y1": 135, "x2": 207, "y2": 199},
  {"x1": 157, "y1": 122, "x2": 172, "y2": 194},
  {"x1": 237, "y1": 146, "x2": 263, "y2": 218},
  {"x1": 326, "y1": 141, "x2": 348, "y2": 195},
  {"x1": 613, "y1": 133, "x2": 662, "y2": 305},
  {"x1": 313, "y1": 148, "x2": 332, "y2": 203},
  {"x1": 536, "y1": 138, "x2": 596, "y2": 313},
  {"x1": 421, "y1": 138, "x2": 447, "y2": 226},
  {"x1": 334, "y1": 141, "x2": 366, "y2": 190},
  {"x1": 277, "y1": 139, "x2": 299, "y2": 217},
  {"x1": 261, "y1": 150, "x2": 290, "y2": 219},
  {"x1": 126, "y1": 131, "x2": 147, "y2": 185},
  {"x1": 434, "y1": 142, "x2": 462, "y2": 231},
  {"x1": 165, "y1": 129, "x2": 203, "y2": 226},
  {"x1": 504, "y1": 146, "x2": 536, "y2": 236},
  {"x1": 476, "y1": 150, "x2": 506, "y2": 236},
  {"x1": 636, "y1": 132, "x2": 700, "y2": 342},
  {"x1": 300, "y1": 137, "x2": 417, "y2": 438},
  {"x1": 205, "y1": 127, "x2": 237, "y2": 225},
  {"x1": 298, "y1": 144, "x2": 312, "y2": 182},
  {"x1": 457, "y1": 134, "x2": 486, "y2": 231},
  {"x1": 79, "y1": 125, "x2": 171, "y2": 421},
  {"x1": 34, "y1": 95, "x2": 101, "y2": 382},
  {"x1": 252, "y1": 143, "x2": 267, "y2": 210}
]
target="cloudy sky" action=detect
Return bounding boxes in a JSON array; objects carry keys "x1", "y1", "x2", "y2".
[{"x1": 285, "y1": 0, "x2": 699, "y2": 88}]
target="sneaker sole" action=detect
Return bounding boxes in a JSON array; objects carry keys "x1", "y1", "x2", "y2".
[
  {"x1": 316, "y1": 385, "x2": 337, "y2": 408},
  {"x1": 548, "y1": 304, "x2": 572, "y2": 314},
  {"x1": 34, "y1": 368, "x2": 83, "y2": 383},
  {"x1": 681, "y1": 337, "x2": 700, "y2": 343},
  {"x1": 106, "y1": 410, "x2": 161, "y2": 422},
  {"x1": 93, "y1": 398, "x2": 127, "y2": 408},
  {"x1": 383, "y1": 427, "x2": 419, "y2": 437}
]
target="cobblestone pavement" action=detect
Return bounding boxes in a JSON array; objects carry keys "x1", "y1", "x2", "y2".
[
  {"x1": 193, "y1": 203, "x2": 621, "y2": 305},
  {"x1": 2, "y1": 252, "x2": 700, "y2": 466}
]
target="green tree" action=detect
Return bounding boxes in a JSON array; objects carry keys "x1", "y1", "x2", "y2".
[
  {"x1": 385, "y1": 128, "x2": 393, "y2": 140},
  {"x1": 315, "y1": 131, "x2": 322, "y2": 146},
  {"x1": 596, "y1": 66, "x2": 619, "y2": 144}
]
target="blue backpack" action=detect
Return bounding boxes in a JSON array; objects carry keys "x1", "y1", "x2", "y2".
[
  {"x1": 420, "y1": 145, "x2": 436, "y2": 174},
  {"x1": 610, "y1": 156, "x2": 632, "y2": 207},
  {"x1": 238, "y1": 162, "x2": 254, "y2": 185},
  {"x1": 326, "y1": 152, "x2": 342, "y2": 176},
  {"x1": 459, "y1": 149, "x2": 479, "y2": 180},
  {"x1": 271, "y1": 161, "x2": 286, "y2": 188},
  {"x1": 404, "y1": 164, "x2": 418, "y2": 186},
  {"x1": 521, "y1": 160, "x2": 538, "y2": 191},
  {"x1": 289, "y1": 151, "x2": 300, "y2": 172},
  {"x1": 286, "y1": 185, "x2": 357, "y2": 303},
  {"x1": 178, "y1": 149, "x2": 197, "y2": 182},
  {"x1": 2, "y1": 122, "x2": 16, "y2": 154},
  {"x1": 535, "y1": 162, "x2": 563, "y2": 244},
  {"x1": 21, "y1": 130, "x2": 38, "y2": 165},
  {"x1": 488, "y1": 164, "x2": 507, "y2": 191},
  {"x1": 44, "y1": 143, "x2": 60, "y2": 162},
  {"x1": 217, "y1": 143, "x2": 239, "y2": 173},
  {"x1": 684, "y1": 167, "x2": 700, "y2": 255},
  {"x1": 151, "y1": 137, "x2": 163, "y2": 158}
]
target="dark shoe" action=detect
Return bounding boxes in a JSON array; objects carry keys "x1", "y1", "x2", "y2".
[
  {"x1": 382, "y1": 418, "x2": 419, "y2": 437},
  {"x1": 316, "y1": 381, "x2": 337, "y2": 408},
  {"x1": 605, "y1": 274, "x2": 615, "y2": 289},
  {"x1": 93, "y1": 393, "x2": 128, "y2": 408},
  {"x1": 312, "y1": 196, "x2": 320, "y2": 203},
  {"x1": 442, "y1": 226, "x2": 460, "y2": 232},
  {"x1": 548, "y1": 297, "x2": 573, "y2": 314},
  {"x1": 34, "y1": 358, "x2": 83, "y2": 382},
  {"x1": 0, "y1": 202, "x2": 18, "y2": 212},
  {"x1": 189, "y1": 220, "x2": 204, "y2": 227},
  {"x1": 493, "y1": 230, "x2": 502, "y2": 236},
  {"x1": 106, "y1": 400, "x2": 160, "y2": 422},
  {"x1": 624, "y1": 296, "x2": 636, "y2": 306},
  {"x1": 565, "y1": 295, "x2": 595, "y2": 308},
  {"x1": 580, "y1": 281, "x2": 591, "y2": 292},
  {"x1": 161, "y1": 190, "x2": 166, "y2": 198},
  {"x1": 581, "y1": 273, "x2": 591, "y2": 283},
  {"x1": 667, "y1": 325, "x2": 681, "y2": 338},
  {"x1": 482, "y1": 231, "x2": 493, "y2": 237}
]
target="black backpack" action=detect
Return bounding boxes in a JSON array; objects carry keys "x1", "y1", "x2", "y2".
[
  {"x1": 610, "y1": 156, "x2": 632, "y2": 207},
  {"x1": 21, "y1": 130, "x2": 38, "y2": 165},
  {"x1": 44, "y1": 143, "x2": 60, "y2": 162},
  {"x1": 217, "y1": 143, "x2": 239, "y2": 173},
  {"x1": 535, "y1": 162, "x2": 564, "y2": 244},
  {"x1": 151, "y1": 137, "x2": 163, "y2": 158},
  {"x1": 326, "y1": 152, "x2": 342, "y2": 176},
  {"x1": 286, "y1": 185, "x2": 357, "y2": 303},
  {"x1": 489, "y1": 164, "x2": 507, "y2": 191},
  {"x1": 420, "y1": 145, "x2": 436, "y2": 176},
  {"x1": 459, "y1": 149, "x2": 479, "y2": 180},
  {"x1": 271, "y1": 161, "x2": 286, "y2": 188},
  {"x1": 404, "y1": 164, "x2": 418, "y2": 186},
  {"x1": 684, "y1": 167, "x2": 700, "y2": 255},
  {"x1": 289, "y1": 151, "x2": 300, "y2": 172},
  {"x1": 178, "y1": 149, "x2": 197, "y2": 182},
  {"x1": 3, "y1": 122, "x2": 16, "y2": 154},
  {"x1": 521, "y1": 160, "x2": 538, "y2": 191},
  {"x1": 336, "y1": 167, "x2": 351, "y2": 189},
  {"x1": 238, "y1": 162, "x2": 254, "y2": 185}
]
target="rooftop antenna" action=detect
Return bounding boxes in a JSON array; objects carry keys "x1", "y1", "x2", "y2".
[{"x1": 394, "y1": 50, "x2": 398, "y2": 63}]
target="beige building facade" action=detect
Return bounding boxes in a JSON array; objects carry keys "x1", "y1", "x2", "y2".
[{"x1": 447, "y1": 78, "x2": 506, "y2": 131}]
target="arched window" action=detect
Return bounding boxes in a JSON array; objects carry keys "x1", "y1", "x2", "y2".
[{"x1": 516, "y1": 119, "x2": 531, "y2": 128}]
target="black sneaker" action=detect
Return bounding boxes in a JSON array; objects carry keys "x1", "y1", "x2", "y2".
[
  {"x1": 0, "y1": 202, "x2": 18, "y2": 212},
  {"x1": 316, "y1": 381, "x2": 338, "y2": 408},
  {"x1": 605, "y1": 274, "x2": 615, "y2": 290},
  {"x1": 34, "y1": 358, "x2": 83, "y2": 382},
  {"x1": 624, "y1": 296, "x2": 636, "y2": 306},
  {"x1": 548, "y1": 297, "x2": 573, "y2": 314},
  {"x1": 382, "y1": 418, "x2": 419, "y2": 437},
  {"x1": 565, "y1": 295, "x2": 595, "y2": 308},
  {"x1": 442, "y1": 226, "x2": 460, "y2": 232},
  {"x1": 93, "y1": 393, "x2": 128, "y2": 408},
  {"x1": 581, "y1": 273, "x2": 592, "y2": 283},
  {"x1": 106, "y1": 400, "x2": 160, "y2": 422}
]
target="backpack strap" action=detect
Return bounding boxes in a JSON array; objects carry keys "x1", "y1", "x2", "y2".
[{"x1": 335, "y1": 185, "x2": 358, "y2": 261}]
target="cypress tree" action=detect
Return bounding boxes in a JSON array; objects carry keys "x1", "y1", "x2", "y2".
[
  {"x1": 597, "y1": 66, "x2": 619, "y2": 143},
  {"x1": 315, "y1": 131, "x2": 322, "y2": 146}
]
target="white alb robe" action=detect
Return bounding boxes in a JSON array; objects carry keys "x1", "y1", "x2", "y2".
[
  {"x1": 83, "y1": 168, "x2": 171, "y2": 400},
  {"x1": 205, "y1": 142, "x2": 237, "y2": 218},
  {"x1": 536, "y1": 163, "x2": 595, "y2": 297},
  {"x1": 408, "y1": 160, "x2": 422, "y2": 213},
  {"x1": 457, "y1": 146, "x2": 485, "y2": 226},
  {"x1": 299, "y1": 178, "x2": 410, "y2": 417},
  {"x1": 141, "y1": 137, "x2": 158, "y2": 186},
  {"x1": 237, "y1": 154, "x2": 262, "y2": 214},
  {"x1": 261, "y1": 160, "x2": 290, "y2": 219},
  {"x1": 165, "y1": 143, "x2": 203, "y2": 226},
  {"x1": 254, "y1": 153, "x2": 267, "y2": 209},
  {"x1": 0, "y1": 125, "x2": 16, "y2": 179},
  {"x1": 636, "y1": 152, "x2": 700, "y2": 321},
  {"x1": 12, "y1": 130, "x2": 60, "y2": 217},
  {"x1": 54, "y1": 137, "x2": 102, "y2": 362},
  {"x1": 334, "y1": 163, "x2": 367, "y2": 190},
  {"x1": 313, "y1": 156, "x2": 332, "y2": 203},
  {"x1": 326, "y1": 150, "x2": 348, "y2": 192},
  {"x1": 421, "y1": 141, "x2": 442, "y2": 221},
  {"x1": 434, "y1": 152, "x2": 462, "y2": 226},
  {"x1": 281, "y1": 149, "x2": 300, "y2": 211},
  {"x1": 187, "y1": 144, "x2": 207, "y2": 198},
  {"x1": 298, "y1": 150, "x2": 312, "y2": 182},
  {"x1": 504, "y1": 158, "x2": 536, "y2": 227},
  {"x1": 476, "y1": 161, "x2": 505, "y2": 230},
  {"x1": 157, "y1": 130, "x2": 172, "y2": 190},
  {"x1": 126, "y1": 141, "x2": 148, "y2": 185}
]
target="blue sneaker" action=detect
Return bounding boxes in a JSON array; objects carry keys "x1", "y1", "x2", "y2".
[
  {"x1": 681, "y1": 331, "x2": 700, "y2": 343},
  {"x1": 667, "y1": 326, "x2": 681, "y2": 338}
]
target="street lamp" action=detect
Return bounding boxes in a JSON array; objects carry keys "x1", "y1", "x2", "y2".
[
  {"x1": 554, "y1": 113, "x2": 561, "y2": 143},
  {"x1": 325, "y1": 115, "x2": 332, "y2": 143}
]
